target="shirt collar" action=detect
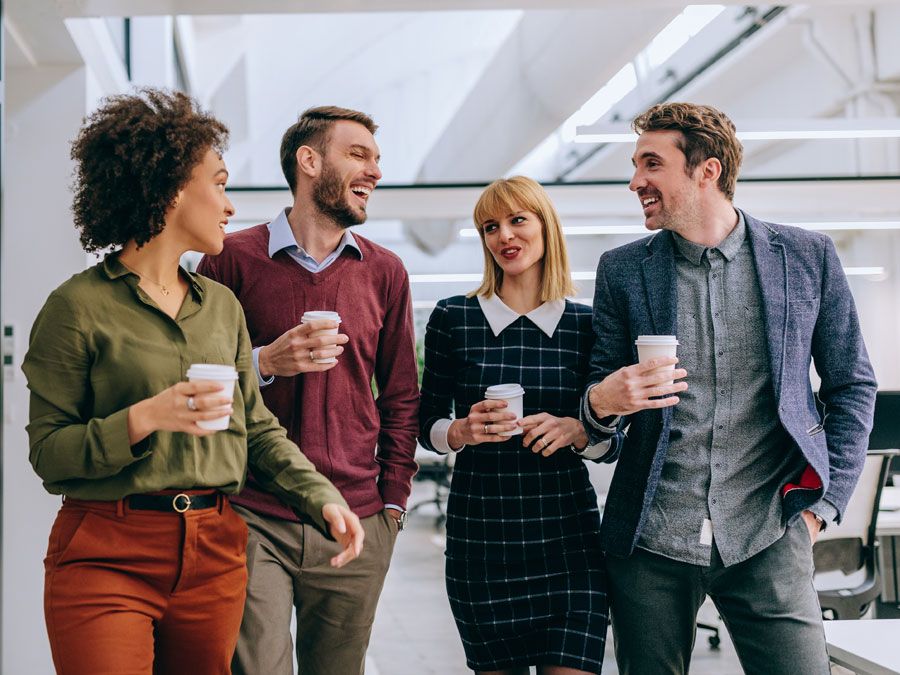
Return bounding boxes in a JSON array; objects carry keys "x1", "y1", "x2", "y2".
[
  {"x1": 672, "y1": 209, "x2": 746, "y2": 265},
  {"x1": 102, "y1": 252, "x2": 204, "y2": 299},
  {"x1": 477, "y1": 293, "x2": 566, "y2": 338},
  {"x1": 267, "y1": 207, "x2": 362, "y2": 260}
]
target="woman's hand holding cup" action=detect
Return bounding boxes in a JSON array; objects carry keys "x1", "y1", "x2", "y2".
[
  {"x1": 127, "y1": 380, "x2": 235, "y2": 444},
  {"x1": 520, "y1": 413, "x2": 589, "y2": 457},
  {"x1": 447, "y1": 399, "x2": 518, "y2": 449}
]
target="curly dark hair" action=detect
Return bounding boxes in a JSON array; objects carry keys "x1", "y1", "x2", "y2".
[{"x1": 70, "y1": 88, "x2": 229, "y2": 252}]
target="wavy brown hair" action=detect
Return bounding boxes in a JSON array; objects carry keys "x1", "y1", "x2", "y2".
[
  {"x1": 70, "y1": 88, "x2": 229, "y2": 252},
  {"x1": 632, "y1": 102, "x2": 743, "y2": 201}
]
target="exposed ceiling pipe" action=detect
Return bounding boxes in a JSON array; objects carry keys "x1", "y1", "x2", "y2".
[{"x1": 556, "y1": 5, "x2": 789, "y2": 181}]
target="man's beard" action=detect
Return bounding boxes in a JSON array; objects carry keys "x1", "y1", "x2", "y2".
[{"x1": 312, "y1": 160, "x2": 367, "y2": 228}]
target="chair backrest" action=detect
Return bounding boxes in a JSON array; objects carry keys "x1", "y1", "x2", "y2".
[{"x1": 817, "y1": 452, "x2": 892, "y2": 544}]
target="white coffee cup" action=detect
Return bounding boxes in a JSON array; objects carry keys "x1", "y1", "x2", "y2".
[
  {"x1": 484, "y1": 383, "x2": 525, "y2": 436},
  {"x1": 186, "y1": 363, "x2": 239, "y2": 431},
  {"x1": 301, "y1": 311, "x2": 341, "y2": 364},
  {"x1": 635, "y1": 335, "x2": 680, "y2": 385}
]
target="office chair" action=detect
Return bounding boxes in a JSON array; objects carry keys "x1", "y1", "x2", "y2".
[
  {"x1": 813, "y1": 450, "x2": 896, "y2": 620},
  {"x1": 409, "y1": 450, "x2": 453, "y2": 529}
]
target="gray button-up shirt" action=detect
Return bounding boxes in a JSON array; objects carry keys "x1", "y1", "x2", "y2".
[{"x1": 637, "y1": 213, "x2": 809, "y2": 567}]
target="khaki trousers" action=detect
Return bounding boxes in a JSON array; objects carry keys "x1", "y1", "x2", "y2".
[
  {"x1": 231, "y1": 505, "x2": 398, "y2": 675},
  {"x1": 43, "y1": 494, "x2": 248, "y2": 675}
]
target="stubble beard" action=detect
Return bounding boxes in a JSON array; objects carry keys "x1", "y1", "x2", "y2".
[{"x1": 312, "y1": 159, "x2": 368, "y2": 228}]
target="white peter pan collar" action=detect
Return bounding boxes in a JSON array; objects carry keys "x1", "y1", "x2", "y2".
[{"x1": 477, "y1": 294, "x2": 566, "y2": 338}]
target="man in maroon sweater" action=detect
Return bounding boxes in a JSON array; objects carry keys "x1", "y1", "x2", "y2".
[{"x1": 198, "y1": 106, "x2": 419, "y2": 675}]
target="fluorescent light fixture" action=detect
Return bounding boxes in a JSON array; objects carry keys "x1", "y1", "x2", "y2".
[
  {"x1": 785, "y1": 221, "x2": 900, "y2": 231},
  {"x1": 843, "y1": 267, "x2": 885, "y2": 276},
  {"x1": 460, "y1": 222, "x2": 900, "y2": 239},
  {"x1": 460, "y1": 225, "x2": 648, "y2": 238},
  {"x1": 409, "y1": 273, "x2": 483, "y2": 283},
  {"x1": 575, "y1": 118, "x2": 900, "y2": 143}
]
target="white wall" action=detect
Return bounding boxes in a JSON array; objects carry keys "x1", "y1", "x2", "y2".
[{"x1": 1, "y1": 62, "x2": 93, "y2": 675}]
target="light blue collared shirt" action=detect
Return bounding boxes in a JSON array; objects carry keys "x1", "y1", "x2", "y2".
[{"x1": 266, "y1": 207, "x2": 363, "y2": 273}]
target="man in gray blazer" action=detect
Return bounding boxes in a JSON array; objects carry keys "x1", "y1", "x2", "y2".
[{"x1": 582, "y1": 102, "x2": 876, "y2": 674}]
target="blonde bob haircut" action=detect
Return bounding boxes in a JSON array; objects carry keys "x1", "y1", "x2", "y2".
[{"x1": 469, "y1": 176, "x2": 576, "y2": 302}]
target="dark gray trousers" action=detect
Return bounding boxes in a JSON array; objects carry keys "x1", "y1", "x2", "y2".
[{"x1": 605, "y1": 519, "x2": 830, "y2": 675}]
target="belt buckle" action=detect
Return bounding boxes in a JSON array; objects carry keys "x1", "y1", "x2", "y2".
[{"x1": 173, "y1": 493, "x2": 192, "y2": 513}]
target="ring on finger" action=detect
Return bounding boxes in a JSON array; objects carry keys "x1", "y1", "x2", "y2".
[
  {"x1": 309, "y1": 349, "x2": 315, "y2": 362},
  {"x1": 187, "y1": 396, "x2": 196, "y2": 411},
  {"x1": 484, "y1": 423, "x2": 490, "y2": 435},
  {"x1": 539, "y1": 438, "x2": 548, "y2": 450}
]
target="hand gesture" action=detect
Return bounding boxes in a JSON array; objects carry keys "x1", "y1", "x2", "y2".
[
  {"x1": 519, "y1": 413, "x2": 589, "y2": 457},
  {"x1": 258, "y1": 319, "x2": 349, "y2": 377},
  {"x1": 322, "y1": 503, "x2": 365, "y2": 567},
  {"x1": 446, "y1": 399, "x2": 518, "y2": 449},
  {"x1": 127, "y1": 380, "x2": 235, "y2": 444},
  {"x1": 588, "y1": 357, "x2": 687, "y2": 418}
]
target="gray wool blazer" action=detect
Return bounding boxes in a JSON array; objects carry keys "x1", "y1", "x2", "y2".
[{"x1": 585, "y1": 210, "x2": 877, "y2": 560}]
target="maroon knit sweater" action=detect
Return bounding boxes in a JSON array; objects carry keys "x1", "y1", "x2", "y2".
[{"x1": 198, "y1": 224, "x2": 419, "y2": 520}]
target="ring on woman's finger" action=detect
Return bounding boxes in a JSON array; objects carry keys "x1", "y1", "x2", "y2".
[
  {"x1": 539, "y1": 438, "x2": 548, "y2": 450},
  {"x1": 309, "y1": 349, "x2": 315, "y2": 361},
  {"x1": 484, "y1": 423, "x2": 490, "y2": 435},
  {"x1": 187, "y1": 396, "x2": 197, "y2": 411}
]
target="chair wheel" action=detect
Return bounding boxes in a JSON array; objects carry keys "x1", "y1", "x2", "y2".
[{"x1": 708, "y1": 635, "x2": 721, "y2": 650}]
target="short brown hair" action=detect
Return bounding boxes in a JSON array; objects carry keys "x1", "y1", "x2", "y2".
[
  {"x1": 70, "y1": 88, "x2": 228, "y2": 253},
  {"x1": 279, "y1": 106, "x2": 378, "y2": 194},
  {"x1": 470, "y1": 176, "x2": 576, "y2": 302},
  {"x1": 632, "y1": 102, "x2": 743, "y2": 201}
]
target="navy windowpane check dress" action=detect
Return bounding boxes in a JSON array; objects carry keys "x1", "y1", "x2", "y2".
[{"x1": 419, "y1": 295, "x2": 607, "y2": 674}]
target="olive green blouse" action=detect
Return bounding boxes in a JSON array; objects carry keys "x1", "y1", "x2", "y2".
[{"x1": 23, "y1": 254, "x2": 344, "y2": 532}]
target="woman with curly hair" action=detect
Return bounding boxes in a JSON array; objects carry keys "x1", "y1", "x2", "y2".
[
  {"x1": 22, "y1": 88, "x2": 363, "y2": 675},
  {"x1": 419, "y1": 176, "x2": 610, "y2": 675}
]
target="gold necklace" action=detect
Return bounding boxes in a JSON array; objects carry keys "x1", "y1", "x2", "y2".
[{"x1": 119, "y1": 258, "x2": 175, "y2": 296}]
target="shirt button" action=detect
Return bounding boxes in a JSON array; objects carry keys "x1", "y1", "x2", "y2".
[
  {"x1": 717, "y1": 425, "x2": 724, "y2": 430},
  {"x1": 720, "y1": 389, "x2": 726, "y2": 395},
  {"x1": 711, "y1": 498, "x2": 718, "y2": 504},
  {"x1": 718, "y1": 350, "x2": 724, "y2": 356},
  {"x1": 712, "y1": 273, "x2": 718, "y2": 278},
  {"x1": 715, "y1": 463, "x2": 721, "y2": 468},
  {"x1": 714, "y1": 311, "x2": 720, "y2": 317}
]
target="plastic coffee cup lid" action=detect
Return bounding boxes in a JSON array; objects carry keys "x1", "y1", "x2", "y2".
[
  {"x1": 301, "y1": 311, "x2": 341, "y2": 322},
  {"x1": 485, "y1": 383, "x2": 525, "y2": 398},
  {"x1": 635, "y1": 335, "x2": 679, "y2": 345},
  {"x1": 186, "y1": 363, "x2": 239, "y2": 380}
]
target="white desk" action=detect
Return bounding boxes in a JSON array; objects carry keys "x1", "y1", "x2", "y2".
[
  {"x1": 879, "y1": 487, "x2": 900, "y2": 537},
  {"x1": 825, "y1": 619, "x2": 900, "y2": 674}
]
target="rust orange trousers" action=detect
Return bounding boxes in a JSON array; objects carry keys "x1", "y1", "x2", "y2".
[{"x1": 43, "y1": 492, "x2": 248, "y2": 675}]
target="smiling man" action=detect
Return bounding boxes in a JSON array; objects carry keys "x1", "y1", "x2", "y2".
[
  {"x1": 580, "y1": 102, "x2": 876, "y2": 674},
  {"x1": 198, "y1": 106, "x2": 419, "y2": 675}
]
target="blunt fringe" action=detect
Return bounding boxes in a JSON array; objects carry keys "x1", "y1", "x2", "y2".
[{"x1": 469, "y1": 176, "x2": 576, "y2": 302}]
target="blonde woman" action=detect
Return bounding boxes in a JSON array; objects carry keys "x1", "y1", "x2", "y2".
[{"x1": 419, "y1": 176, "x2": 610, "y2": 675}]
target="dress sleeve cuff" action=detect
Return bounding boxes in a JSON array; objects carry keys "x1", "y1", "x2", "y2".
[
  {"x1": 253, "y1": 347, "x2": 276, "y2": 388},
  {"x1": 573, "y1": 439, "x2": 613, "y2": 461},
  {"x1": 430, "y1": 418, "x2": 465, "y2": 454}
]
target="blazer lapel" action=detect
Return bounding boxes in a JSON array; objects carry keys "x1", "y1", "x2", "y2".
[
  {"x1": 641, "y1": 231, "x2": 677, "y2": 335},
  {"x1": 745, "y1": 211, "x2": 787, "y2": 397}
]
